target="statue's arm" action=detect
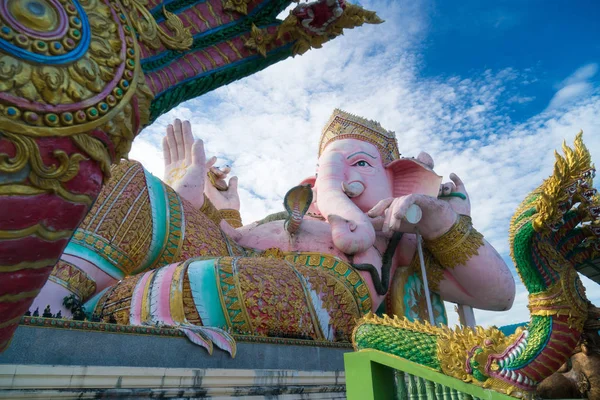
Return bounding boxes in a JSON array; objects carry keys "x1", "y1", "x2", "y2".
[
  {"x1": 370, "y1": 173, "x2": 516, "y2": 312},
  {"x1": 433, "y1": 235, "x2": 516, "y2": 311}
]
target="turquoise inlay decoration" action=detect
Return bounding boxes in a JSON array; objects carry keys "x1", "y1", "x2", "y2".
[
  {"x1": 431, "y1": 292, "x2": 447, "y2": 326},
  {"x1": 83, "y1": 287, "x2": 110, "y2": 318},
  {"x1": 188, "y1": 259, "x2": 227, "y2": 329},
  {"x1": 401, "y1": 274, "x2": 446, "y2": 325},
  {"x1": 63, "y1": 242, "x2": 125, "y2": 280},
  {"x1": 404, "y1": 273, "x2": 423, "y2": 322},
  {"x1": 0, "y1": 0, "x2": 90, "y2": 64},
  {"x1": 132, "y1": 170, "x2": 169, "y2": 274}
]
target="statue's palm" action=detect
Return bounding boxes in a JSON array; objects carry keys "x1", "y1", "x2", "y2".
[
  {"x1": 163, "y1": 120, "x2": 207, "y2": 210},
  {"x1": 163, "y1": 119, "x2": 240, "y2": 211}
]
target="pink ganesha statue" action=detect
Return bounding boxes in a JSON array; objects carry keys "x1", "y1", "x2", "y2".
[{"x1": 34, "y1": 110, "x2": 515, "y2": 356}]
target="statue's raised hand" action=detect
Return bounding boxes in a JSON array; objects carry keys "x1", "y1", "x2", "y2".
[
  {"x1": 163, "y1": 119, "x2": 240, "y2": 212},
  {"x1": 163, "y1": 119, "x2": 206, "y2": 209},
  {"x1": 438, "y1": 173, "x2": 471, "y2": 216}
]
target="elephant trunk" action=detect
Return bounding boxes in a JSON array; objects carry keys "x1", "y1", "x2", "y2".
[{"x1": 316, "y1": 153, "x2": 375, "y2": 255}]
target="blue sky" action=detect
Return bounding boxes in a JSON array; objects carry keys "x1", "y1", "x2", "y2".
[
  {"x1": 421, "y1": 0, "x2": 600, "y2": 123},
  {"x1": 132, "y1": 0, "x2": 600, "y2": 328}
]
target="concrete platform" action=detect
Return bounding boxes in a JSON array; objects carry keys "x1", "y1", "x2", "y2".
[{"x1": 0, "y1": 323, "x2": 351, "y2": 399}]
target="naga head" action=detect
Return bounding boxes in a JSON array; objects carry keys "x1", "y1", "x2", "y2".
[{"x1": 533, "y1": 132, "x2": 597, "y2": 234}]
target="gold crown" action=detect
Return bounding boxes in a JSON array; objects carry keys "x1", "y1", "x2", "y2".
[{"x1": 318, "y1": 109, "x2": 400, "y2": 164}]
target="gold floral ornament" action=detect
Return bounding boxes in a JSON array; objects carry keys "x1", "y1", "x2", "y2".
[
  {"x1": 123, "y1": 0, "x2": 193, "y2": 51},
  {"x1": 222, "y1": 0, "x2": 252, "y2": 15},
  {"x1": 424, "y1": 215, "x2": 484, "y2": 268},
  {"x1": 277, "y1": 3, "x2": 383, "y2": 56},
  {"x1": 244, "y1": 24, "x2": 273, "y2": 57}
]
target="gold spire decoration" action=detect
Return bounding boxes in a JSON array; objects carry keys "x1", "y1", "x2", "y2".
[{"x1": 319, "y1": 109, "x2": 401, "y2": 164}]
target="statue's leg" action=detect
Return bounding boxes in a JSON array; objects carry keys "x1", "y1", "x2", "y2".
[
  {"x1": 92, "y1": 254, "x2": 372, "y2": 351},
  {"x1": 0, "y1": 135, "x2": 104, "y2": 350},
  {"x1": 31, "y1": 159, "x2": 236, "y2": 318}
]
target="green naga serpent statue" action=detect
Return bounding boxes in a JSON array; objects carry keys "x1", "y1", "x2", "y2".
[
  {"x1": 0, "y1": 0, "x2": 381, "y2": 352},
  {"x1": 352, "y1": 133, "x2": 599, "y2": 399}
]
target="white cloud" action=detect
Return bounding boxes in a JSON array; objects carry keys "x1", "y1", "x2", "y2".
[
  {"x1": 507, "y1": 95, "x2": 535, "y2": 104},
  {"x1": 132, "y1": 0, "x2": 600, "y2": 328},
  {"x1": 547, "y1": 63, "x2": 598, "y2": 110}
]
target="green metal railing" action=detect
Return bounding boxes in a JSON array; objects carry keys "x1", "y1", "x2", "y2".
[{"x1": 344, "y1": 350, "x2": 515, "y2": 400}]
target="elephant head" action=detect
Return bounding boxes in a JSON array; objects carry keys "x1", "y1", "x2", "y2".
[{"x1": 307, "y1": 110, "x2": 442, "y2": 255}]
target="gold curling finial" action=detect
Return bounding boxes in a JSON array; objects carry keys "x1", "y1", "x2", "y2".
[{"x1": 318, "y1": 109, "x2": 401, "y2": 164}]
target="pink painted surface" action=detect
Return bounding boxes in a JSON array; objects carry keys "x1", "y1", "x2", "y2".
[
  {"x1": 129, "y1": 270, "x2": 154, "y2": 325},
  {"x1": 154, "y1": 262, "x2": 179, "y2": 325},
  {"x1": 30, "y1": 281, "x2": 73, "y2": 318}
]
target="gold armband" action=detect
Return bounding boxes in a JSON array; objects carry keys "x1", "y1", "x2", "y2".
[
  {"x1": 424, "y1": 214, "x2": 484, "y2": 268},
  {"x1": 220, "y1": 209, "x2": 243, "y2": 228},
  {"x1": 199, "y1": 195, "x2": 223, "y2": 226}
]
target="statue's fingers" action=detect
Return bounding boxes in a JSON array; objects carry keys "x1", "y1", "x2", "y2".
[
  {"x1": 206, "y1": 156, "x2": 217, "y2": 169},
  {"x1": 173, "y1": 119, "x2": 185, "y2": 162},
  {"x1": 370, "y1": 216, "x2": 385, "y2": 231},
  {"x1": 162, "y1": 136, "x2": 171, "y2": 167},
  {"x1": 191, "y1": 139, "x2": 205, "y2": 167},
  {"x1": 367, "y1": 197, "x2": 394, "y2": 218},
  {"x1": 450, "y1": 173, "x2": 467, "y2": 194},
  {"x1": 390, "y1": 196, "x2": 415, "y2": 229},
  {"x1": 382, "y1": 208, "x2": 392, "y2": 234},
  {"x1": 210, "y1": 166, "x2": 228, "y2": 179},
  {"x1": 441, "y1": 182, "x2": 456, "y2": 195},
  {"x1": 182, "y1": 121, "x2": 194, "y2": 165},
  {"x1": 166, "y1": 124, "x2": 178, "y2": 162},
  {"x1": 228, "y1": 176, "x2": 239, "y2": 194}
]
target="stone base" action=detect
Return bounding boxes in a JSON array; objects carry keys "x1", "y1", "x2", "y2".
[
  {"x1": 0, "y1": 323, "x2": 351, "y2": 399},
  {"x1": 0, "y1": 365, "x2": 346, "y2": 399}
]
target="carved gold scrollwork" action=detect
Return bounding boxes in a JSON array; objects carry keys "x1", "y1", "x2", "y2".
[
  {"x1": 222, "y1": 0, "x2": 251, "y2": 15},
  {"x1": 0, "y1": 131, "x2": 92, "y2": 205},
  {"x1": 277, "y1": 3, "x2": 383, "y2": 56},
  {"x1": 0, "y1": 133, "x2": 28, "y2": 173},
  {"x1": 122, "y1": 0, "x2": 192, "y2": 51}
]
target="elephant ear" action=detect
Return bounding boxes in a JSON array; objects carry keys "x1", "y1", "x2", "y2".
[{"x1": 386, "y1": 158, "x2": 442, "y2": 198}]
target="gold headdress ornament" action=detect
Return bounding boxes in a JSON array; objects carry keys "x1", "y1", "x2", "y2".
[{"x1": 319, "y1": 109, "x2": 401, "y2": 164}]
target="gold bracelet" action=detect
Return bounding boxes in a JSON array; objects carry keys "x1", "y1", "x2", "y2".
[
  {"x1": 199, "y1": 195, "x2": 223, "y2": 226},
  {"x1": 424, "y1": 214, "x2": 484, "y2": 268},
  {"x1": 220, "y1": 209, "x2": 243, "y2": 228}
]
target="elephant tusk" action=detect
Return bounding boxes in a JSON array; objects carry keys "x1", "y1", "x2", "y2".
[{"x1": 342, "y1": 181, "x2": 365, "y2": 198}]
